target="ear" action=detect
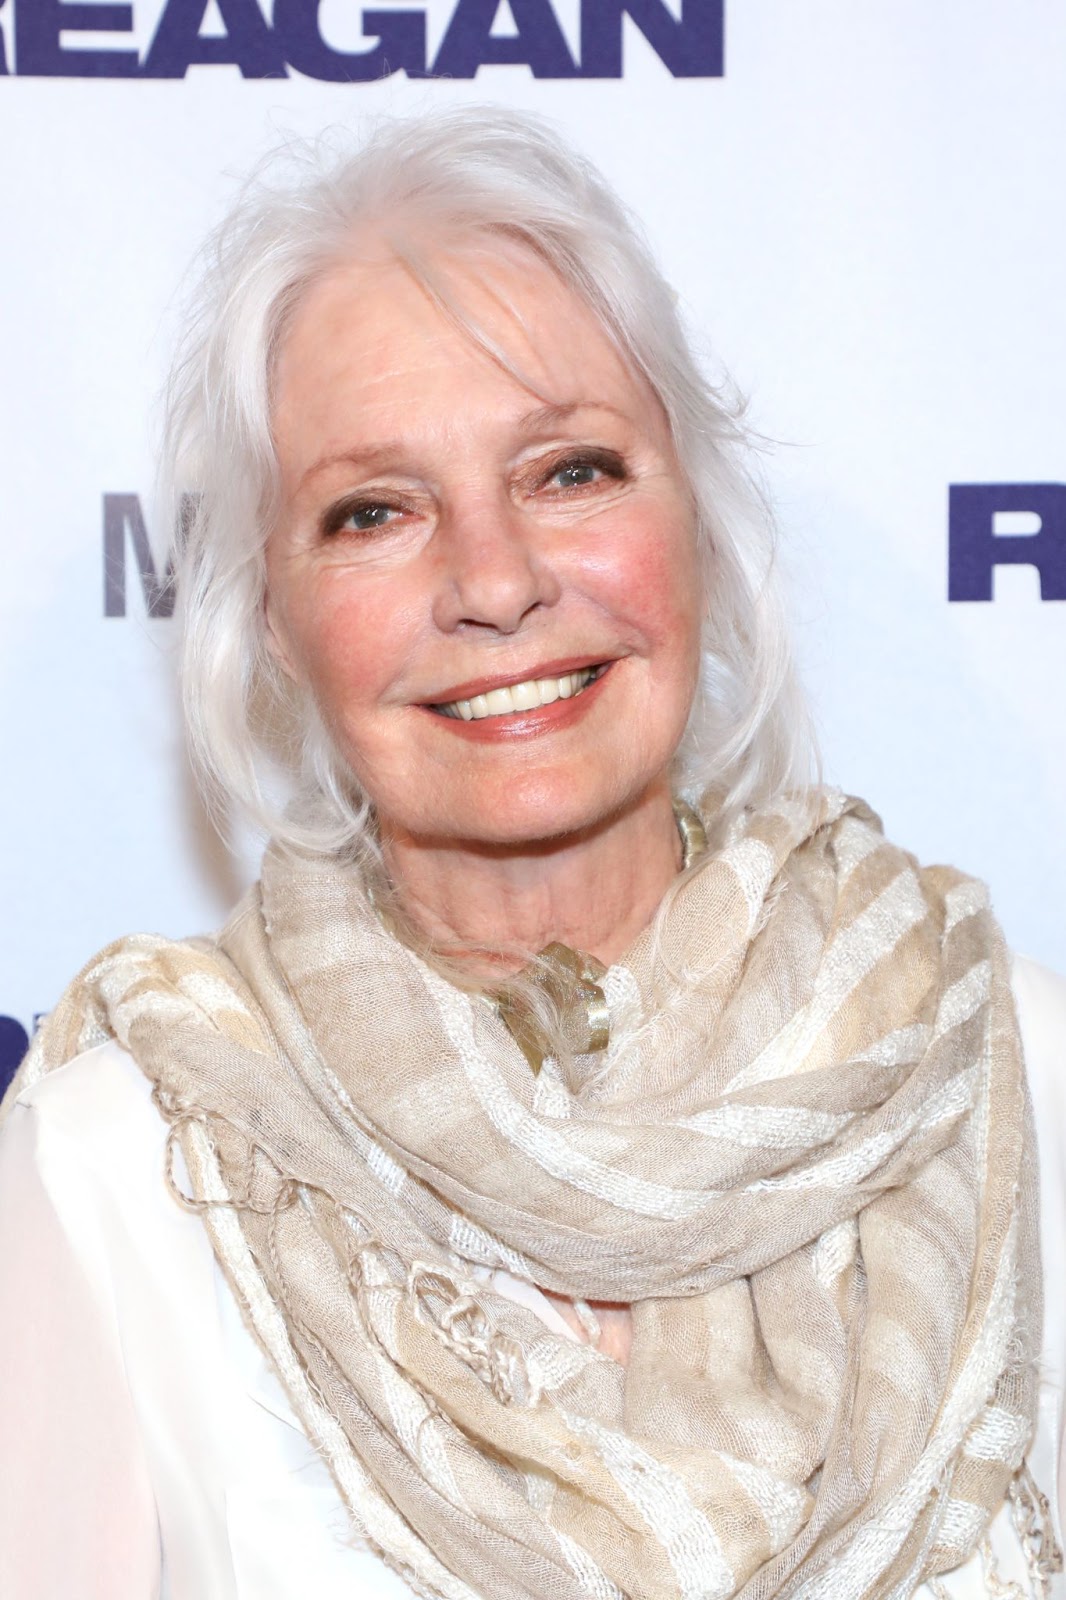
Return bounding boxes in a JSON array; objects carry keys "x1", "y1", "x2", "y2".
[{"x1": 262, "y1": 587, "x2": 301, "y2": 682}]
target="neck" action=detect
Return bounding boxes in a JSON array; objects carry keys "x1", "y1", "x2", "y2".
[{"x1": 379, "y1": 782, "x2": 682, "y2": 973}]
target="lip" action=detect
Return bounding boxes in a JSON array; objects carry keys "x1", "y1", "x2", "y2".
[
  {"x1": 421, "y1": 654, "x2": 616, "y2": 708},
  {"x1": 418, "y1": 659, "x2": 615, "y2": 742}
]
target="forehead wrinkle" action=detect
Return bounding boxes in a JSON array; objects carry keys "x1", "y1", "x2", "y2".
[
  {"x1": 295, "y1": 398, "x2": 636, "y2": 493},
  {"x1": 278, "y1": 249, "x2": 659, "y2": 495},
  {"x1": 295, "y1": 393, "x2": 651, "y2": 494}
]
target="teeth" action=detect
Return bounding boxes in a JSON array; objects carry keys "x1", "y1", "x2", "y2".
[
  {"x1": 510, "y1": 680, "x2": 541, "y2": 712},
  {"x1": 439, "y1": 668, "x2": 600, "y2": 721},
  {"x1": 485, "y1": 687, "x2": 514, "y2": 716}
]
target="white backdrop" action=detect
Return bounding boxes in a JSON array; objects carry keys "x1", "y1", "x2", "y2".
[{"x1": 2, "y1": 0, "x2": 1064, "y2": 1090}]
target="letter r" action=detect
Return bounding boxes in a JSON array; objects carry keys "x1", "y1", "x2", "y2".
[{"x1": 948, "y1": 484, "x2": 1066, "y2": 601}]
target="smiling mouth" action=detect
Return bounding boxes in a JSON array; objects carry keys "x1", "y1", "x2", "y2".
[{"x1": 431, "y1": 664, "x2": 609, "y2": 721}]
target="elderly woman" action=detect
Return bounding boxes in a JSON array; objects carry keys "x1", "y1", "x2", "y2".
[{"x1": 0, "y1": 110, "x2": 1063, "y2": 1600}]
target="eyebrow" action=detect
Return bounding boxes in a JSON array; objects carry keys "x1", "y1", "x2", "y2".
[
  {"x1": 298, "y1": 442, "x2": 408, "y2": 489},
  {"x1": 297, "y1": 400, "x2": 631, "y2": 490},
  {"x1": 516, "y1": 399, "x2": 630, "y2": 431}
]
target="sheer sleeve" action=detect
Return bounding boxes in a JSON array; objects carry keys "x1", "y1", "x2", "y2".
[
  {"x1": 0, "y1": 1093, "x2": 161, "y2": 1599},
  {"x1": 1012, "y1": 956, "x2": 1066, "y2": 1538}
]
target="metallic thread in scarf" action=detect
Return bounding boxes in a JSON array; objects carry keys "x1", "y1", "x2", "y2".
[{"x1": 498, "y1": 799, "x2": 708, "y2": 1074}]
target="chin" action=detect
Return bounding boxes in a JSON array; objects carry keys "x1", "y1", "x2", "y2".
[{"x1": 441, "y1": 770, "x2": 648, "y2": 851}]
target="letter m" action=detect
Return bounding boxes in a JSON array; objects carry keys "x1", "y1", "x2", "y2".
[
  {"x1": 580, "y1": 0, "x2": 722, "y2": 77},
  {"x1": 103, "y1": 493, "x2": 176, "y2": 618}
]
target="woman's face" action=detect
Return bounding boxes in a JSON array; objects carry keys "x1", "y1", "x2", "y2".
[{"x1": 265, "y1": 239, "x2": 703, "y2": 852}]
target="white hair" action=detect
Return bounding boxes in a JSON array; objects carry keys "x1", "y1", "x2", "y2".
[{"x1": 165, "y1": 106, "x2": 815, "y2": 857}]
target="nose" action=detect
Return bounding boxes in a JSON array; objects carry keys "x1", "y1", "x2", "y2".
[{"x1": 431, "y1": 492, "x2": 562, "y2": 635}]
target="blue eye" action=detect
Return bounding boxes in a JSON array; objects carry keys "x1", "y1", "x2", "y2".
[
  {"x1": 345, "y1": 503, "x2": 395, "y2": 531},
  {"x1": 323, "y1": 500, "x2": 402, "y2": 537},
  {"x1": 541, "y1": 450, "x2": 626, "y2": 494},
  {"x1": 552, "y1": 461, "x2": 601, "y2": 489}
]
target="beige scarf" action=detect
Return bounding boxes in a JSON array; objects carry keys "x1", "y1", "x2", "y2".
[{"x1": 11, "y1": 790, "x2": 1047, "y2": 1599}]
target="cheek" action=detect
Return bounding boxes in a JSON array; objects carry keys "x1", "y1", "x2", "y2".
[
  {"x1": 281, "y1": 568, "x2": 415, "y2": 720},
  {"x1": 589, "y1": 510, "x2": 702, "y2": 671}
]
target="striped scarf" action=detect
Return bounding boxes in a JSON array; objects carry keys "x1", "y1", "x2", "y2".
[{"x1": 12, "y1": 790, "x2": 1042, "y2": 1599}]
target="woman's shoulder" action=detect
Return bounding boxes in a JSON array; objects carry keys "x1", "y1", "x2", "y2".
[
  {"x1": 2, "y1": 1038, "x2": 182, "y2": 1256},
  {"x1": 9, "y1": 1037, "x2": 161, "y2": 1160},
  {"x1": 1012, "y1": 953, "x2": 1066, "y2": 1041},
  {"x1": 1011, "y1": 954, "x2": 1066, "y2": 1125}
]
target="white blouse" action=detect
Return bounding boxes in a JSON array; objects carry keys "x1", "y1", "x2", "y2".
[{"x1": 1, "y1": 956, "x2": 1063, "y2": 1600}]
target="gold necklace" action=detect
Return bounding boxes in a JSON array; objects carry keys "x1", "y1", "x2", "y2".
[{"x1": 499, "y1": 800, "x2": 707, "y2": 1074}]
